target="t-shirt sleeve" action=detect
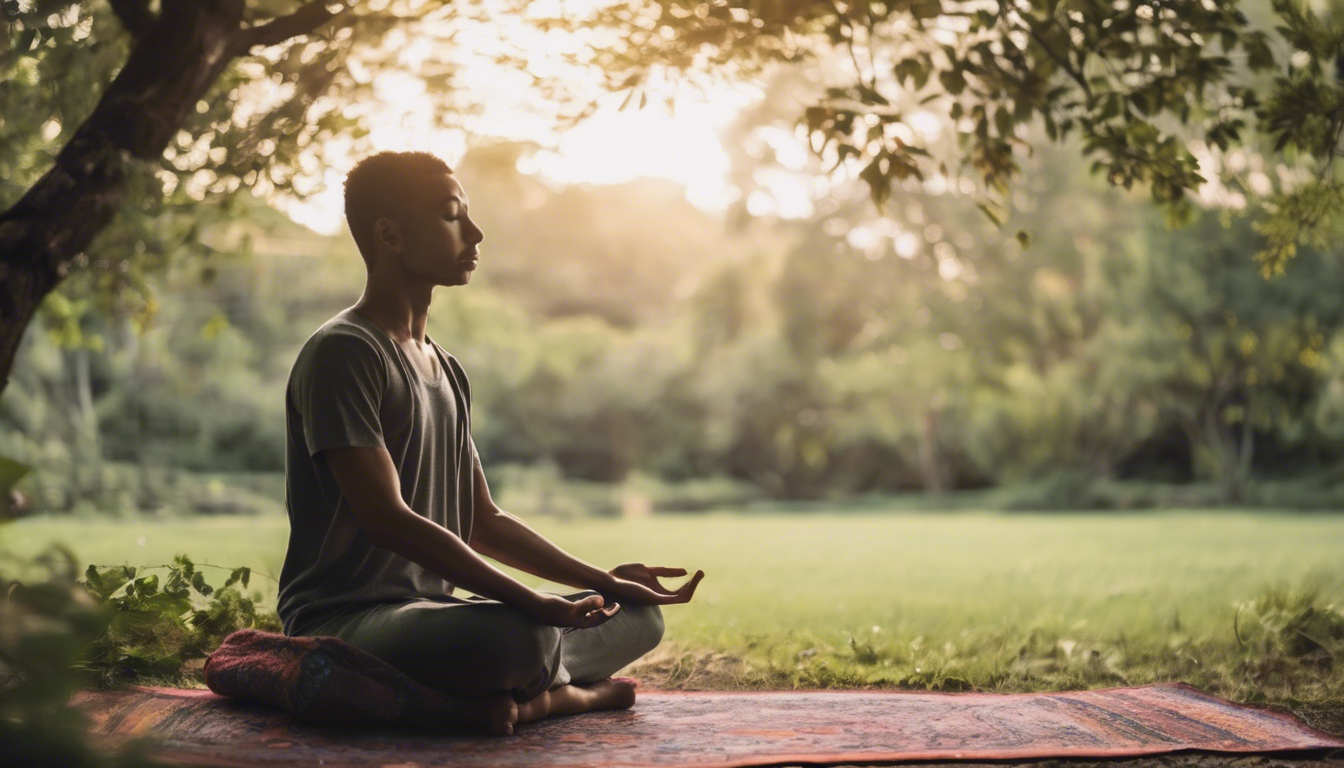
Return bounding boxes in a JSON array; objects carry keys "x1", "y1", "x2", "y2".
[{"x1": 294, "y1": 333, "x2": 387, "y2": 457}]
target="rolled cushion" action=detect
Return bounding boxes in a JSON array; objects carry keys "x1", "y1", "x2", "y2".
[{"x1": 203, "y1": 627, "x2": 486, "y2": 728}]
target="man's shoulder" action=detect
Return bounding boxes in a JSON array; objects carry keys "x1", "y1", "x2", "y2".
[
  {"x1": 291, "y1": 311, "x2": 389, "y2": 378},
  {"x1": 307, "y1": 310, "x2": 385, "y2": 352}
]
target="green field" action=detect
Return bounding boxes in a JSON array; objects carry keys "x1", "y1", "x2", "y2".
[{"x1": 3, "y1": 509, "x2": 1342, "y2": 729}]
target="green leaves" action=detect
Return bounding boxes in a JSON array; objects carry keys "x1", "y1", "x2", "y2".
[
  {"x1": 1243, "y1": 30, "x2": 1277, "y2": 71},
  {"x1": 938, "y1": 67, "x2": 965, "y2": 96},
  {"x1": 1234, "y1": 586, "x2": 1344, "y2": 667},
  {"x1": 579, "y1": 0, "x2": 1329, "y2": 267},
  {"x1": 223, "y1": 565, "x2": 251, "y2": 590},
  {"x1": 0, "y1": 454, "x2": 32, "y2": 521},
  {"x1": 0, "y1": 546, "x2": 168, "y2": 766},
  {"x1": 82, "y1": 564, "x2": 134, "y2": 601},
  {"x1": 893, "y1": 57, "x2": 925, "y2": 88},
  {"x1": 858, "y1": 154, "x2": 893, "y2": 212},
  {"x1": 77, "y1": 554, "x2": 278, "y2": 687},
  {"x1": 1250, "y1": 180, "x2": 1344, "y2": 277}
]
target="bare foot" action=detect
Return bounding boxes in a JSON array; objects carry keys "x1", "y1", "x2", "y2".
[
  {"x1": 545, "y1": 677, "x2": 637, "y2": 717},
  {"x1": 484, "y1": 677, "x2": 638, "y2": 736},
  {"x1": 484, "y1": 688, "x2": 554, "y2": 736},
  {"x1": 483, "y1": 693, "x2": 521, "y2": 737}
]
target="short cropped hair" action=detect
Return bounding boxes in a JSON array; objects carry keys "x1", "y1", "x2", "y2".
[{"x1": 343, "y1": 151, "x2": 454, "y2": 265}]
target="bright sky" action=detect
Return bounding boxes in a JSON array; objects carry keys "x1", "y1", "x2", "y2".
[
  {"x1": 273, "y1": 1, "x2": 959, "y2": 238},
  {"x1": 279, "y1": 2, "x2": 774, "y2": 235}
]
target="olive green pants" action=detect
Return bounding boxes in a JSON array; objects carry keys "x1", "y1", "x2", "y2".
[{"x1": 296, "y1": 590, "x2": 664, "y2": 704}]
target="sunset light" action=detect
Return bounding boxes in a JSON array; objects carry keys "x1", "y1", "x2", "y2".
[
  {"x1": 9, "y1": 0, "x2": 1344, "y2": 757},
  {"x1": 281, "y1": 4, "x2": 768, "y2": 234}
]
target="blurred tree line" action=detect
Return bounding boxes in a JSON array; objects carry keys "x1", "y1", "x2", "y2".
[
  {"x1": 4, "y1": 123, "x2": 1344, "y2": 513},
  {"x1": 8, "y1": 0, "x2": 1344, "y2": 515}
]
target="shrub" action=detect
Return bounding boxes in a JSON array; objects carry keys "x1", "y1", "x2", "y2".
[
  {"x1": 0, "y1": 545, "x2": 169, "y2": 767},
  {"x1": 79, "y1": 554, "x2": 281, "y2": 688}
]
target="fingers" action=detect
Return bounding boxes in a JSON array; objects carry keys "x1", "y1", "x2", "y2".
[
  {"x1": 674, "y1": 570, "x2": 705, "y2": 602},
  {"x1": 650, "y1": 569, "x2": 704, "y2": 605},
  {"x1": 644, "y1": 578, "x2": 678, "y2": 596},
  {"x1": 651, "y1": 567, "x2": 687, "y2": 576},
  {"x1": 580, "y1": 601, "x2": 620, "y2": 627},
  {"x1": 577, "y1": 594, "x2": 606, "y2": 611},
  {"x1": 572, "y1": 594, "x2": 608, "y2": 627}
]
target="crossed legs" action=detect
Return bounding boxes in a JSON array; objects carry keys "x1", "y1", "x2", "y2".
[{"x1": 300, "y1": 590, "x2": 664, "y2": 733}]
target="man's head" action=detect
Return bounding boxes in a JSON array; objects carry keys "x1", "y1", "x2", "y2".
[{"x1": 343, "y1": 150, "x2": 483, "y2": 286}]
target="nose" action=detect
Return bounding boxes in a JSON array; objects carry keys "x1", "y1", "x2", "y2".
[{"x1": 464, "y1": 214, "x2": 484, "y2": 245}]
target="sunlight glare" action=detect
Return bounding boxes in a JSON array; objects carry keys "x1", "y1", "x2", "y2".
[
  {"x1": 526, "y1": 88, "x2": 748, "y2": 213},
  {"x1": 280, "y1": 4, "x2": 763, "y2": 234}
]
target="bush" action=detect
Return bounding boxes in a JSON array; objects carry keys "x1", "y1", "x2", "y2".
[
  {"x1": 991, "y1": 470, "x2": 1114, "y2": 511},
  {"x1": 1236, "y1": 586, "x2": 1344, "y2": 673},
  {"x1": 80, "y1": 554, "x2": 281, "y2": 688},
  {"x1": 623, "y1": 472, "x2": 765, "y2": 513},
  {"x1": 0, "y1": 545, "x2": 170, "y2": 767}
]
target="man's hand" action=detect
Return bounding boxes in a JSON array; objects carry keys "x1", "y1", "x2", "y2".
[
  {"x1": 527, "y1": 592, "x2": 622, "y2": 629},
  {"x1": 601, "y1": 563, "x2": 705, "y2": 606}
]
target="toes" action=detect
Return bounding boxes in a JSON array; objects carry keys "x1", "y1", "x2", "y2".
[
  {"x1": 606, "y1": 683, "x2": 636, "y2": 710},
  {"x1": 485, "y1": 695, "x2": 518, "y2": 737}
]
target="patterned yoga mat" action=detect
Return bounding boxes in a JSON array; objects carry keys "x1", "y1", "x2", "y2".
[{"x1": 70, "y1": 682, "x2": 1344, "y2": 768}]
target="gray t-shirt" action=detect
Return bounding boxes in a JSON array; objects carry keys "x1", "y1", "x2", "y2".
[{"x1": 276, "y1": 307, "x2": 479, "y2": 636}]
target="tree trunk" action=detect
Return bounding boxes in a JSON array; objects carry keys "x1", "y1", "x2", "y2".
[
  {"x1": 1202, "y1": 405, "x2": 1245, "y2": 505},
  {"x1": 0, "y1": 0, "x2": 252, "y2": 396},
  {"x1": 72, "y1": 346, "x2": 97, "y2": 437},
  {"x1": 917, "y1": 407, "x2": 944, "y2": 494},
  {"x1": 71, "y1": 345, "x2": 104, "y2": 501},
  {"x1": 1236, "y1": 409, "x2": 1254, "y2": 498}
]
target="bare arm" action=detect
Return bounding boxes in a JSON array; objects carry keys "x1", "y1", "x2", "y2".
[
  {"x1": 323, "y1": 445, "x2": 548, "y2": 609},
  {"x1": 468, "y1": 457, "x2": 707, "y2": 608},
  {"x1": 468, "y1": 456, "x2": 616, "y2": 592}
]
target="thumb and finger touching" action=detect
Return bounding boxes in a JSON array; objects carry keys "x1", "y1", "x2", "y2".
[
  {"x1": 673, "y1": 570, "x2": 705, "y2": 602},
  {"x1": 577, "y1": 594, "x2": 619, "y2": 626},
  {"x1": 648, "y1": 569, "x2": 704, "y2": 605}
]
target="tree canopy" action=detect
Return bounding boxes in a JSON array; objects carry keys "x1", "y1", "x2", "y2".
[
  {"x1": 573, "y1": 0, "x2": 1344, "y2": 272},
  {"x1": 3, "y1": 0, "x2": 1343, "y2": 396}
]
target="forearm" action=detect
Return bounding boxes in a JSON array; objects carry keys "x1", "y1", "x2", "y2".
[
  {"x1": 472, "y1": 510, "x2": 614, "y2": 591},
  {"x1": 371, "y1": 510, "x2": 543, "y2": 609}
]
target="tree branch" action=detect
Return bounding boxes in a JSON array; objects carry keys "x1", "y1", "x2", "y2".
[
  {"x1": 1001, "y1": 0, "x2": 1093, "y2": 104},
  {"x1": 107, "y1": 0, "x2": 155, "y2": 38},
  {"x1": 233, "y1": 0, "x2": 349, "y2": 54},
  {"x1": 826, "y1": 0, "x2": 875, "y2": 92}
]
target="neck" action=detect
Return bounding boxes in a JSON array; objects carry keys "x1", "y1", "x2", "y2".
[{"x1": 352, "y1": 277, "x2": 433, "y2": 345}]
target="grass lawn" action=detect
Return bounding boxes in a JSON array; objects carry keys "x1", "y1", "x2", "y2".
[{"x1": 3, "y1": 508, "x2": 1342, "y2": 733}]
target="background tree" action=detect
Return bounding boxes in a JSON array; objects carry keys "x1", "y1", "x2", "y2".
[
  {"x1": 0, "y1": 0, "x2": 475, "y2": 393},
  {"x1": 7, "y1": 0, "x2": 1342, "y2": 399},
  {"x1": 1102, "y1": 210, "x2": 1344, "y2": 502},
  {"x1": 571, "y1": 0, "x2": 1344, "y2": 275}
]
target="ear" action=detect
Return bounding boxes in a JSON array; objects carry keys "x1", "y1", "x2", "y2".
[{"x1": 373, "y1": 216, "x2": 403, "y2": 253}]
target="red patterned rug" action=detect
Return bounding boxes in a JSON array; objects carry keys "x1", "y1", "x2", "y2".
[{"x1": 70, "y1": 682, "x2": 1344, "y2": 768}]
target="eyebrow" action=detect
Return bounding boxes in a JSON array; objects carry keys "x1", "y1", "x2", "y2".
[{"x1": 438, "y1": 194, "x2": 469, "y2": 208}]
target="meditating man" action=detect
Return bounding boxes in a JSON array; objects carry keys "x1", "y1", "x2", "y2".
[{"x1": 276, "y1": 150, "x2": 704, "y2": 736}]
